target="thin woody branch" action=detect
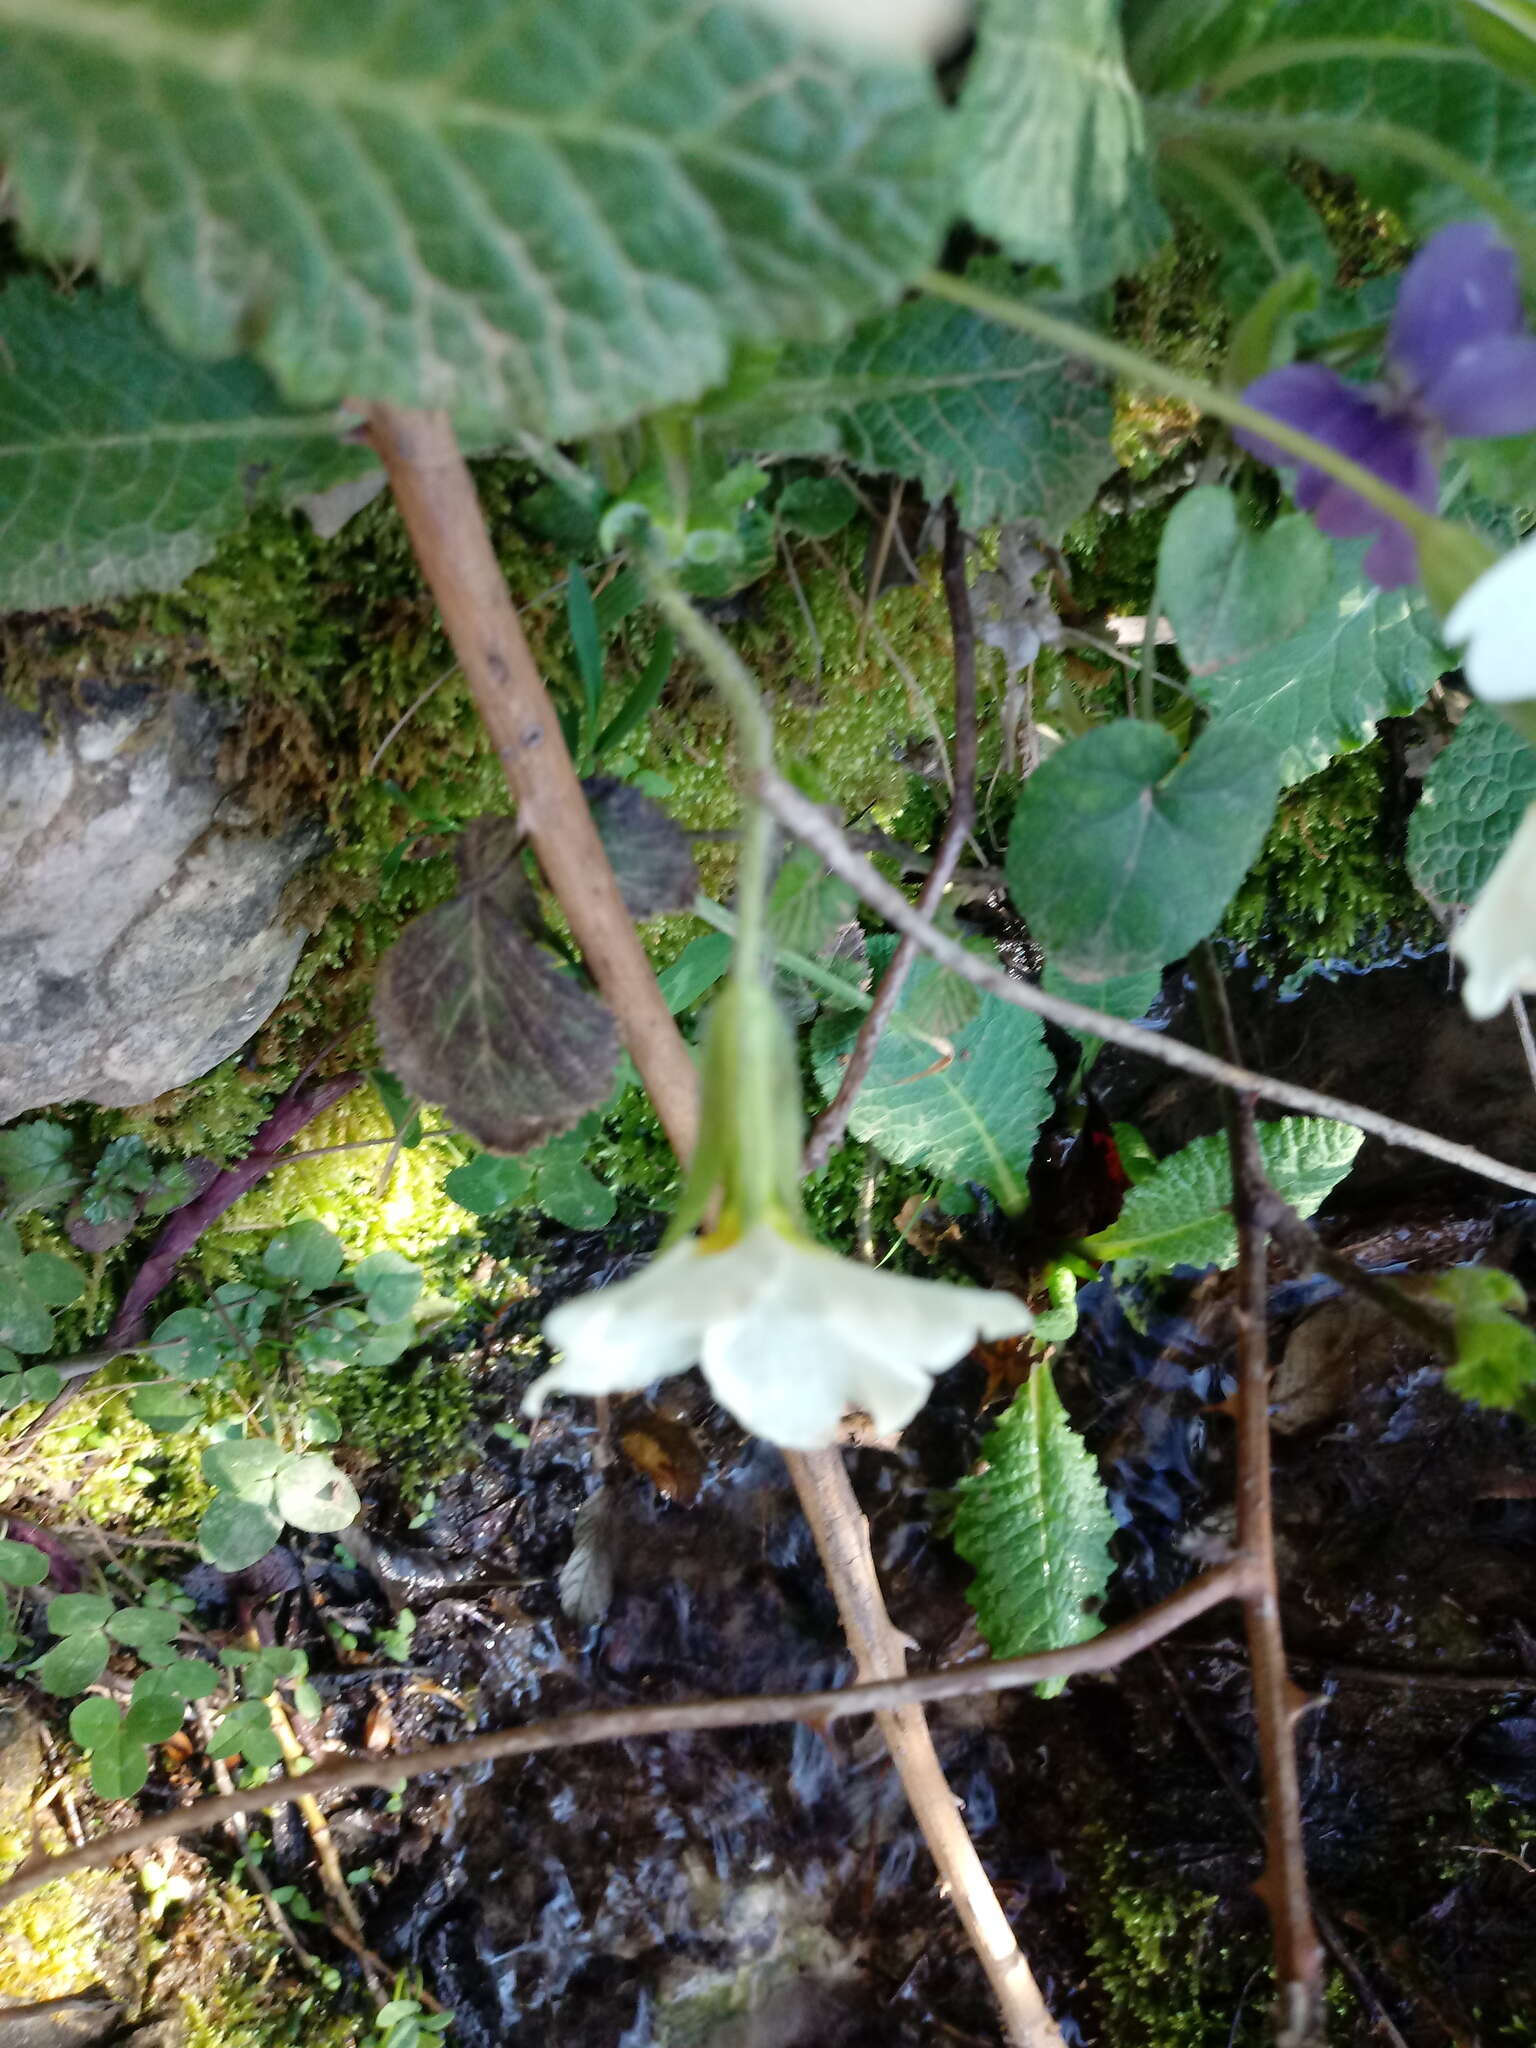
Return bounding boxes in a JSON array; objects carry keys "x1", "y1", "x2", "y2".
[
  {"x1": 762, "y1": 769, "x2": 1536, "y2": 1201},
  {"x1": 804, "y1": 503, "x2": 979, "y2": 1175},
  {"x1": 1194, "y1": 947, "x2": 1324, "y2": 2045},
  {"x1": 0, "y1": 1565, "x2": 1245, "y2": 1917}
]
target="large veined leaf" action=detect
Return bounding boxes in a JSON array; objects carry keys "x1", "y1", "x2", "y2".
[
  {"x1": 0, "y1": 281, "x2": 370, "y2": 610},
  {"x1": 1155, "y1": 145, "x2": 1337, "y2": 326},
  {"x1": 957, "y1": 0, "x2": 1168, "y2": 292},
  {"x1": 1187, "y1": 538, "x2": 1448, "y2": 786},
  {"x1": 712, "y1": 278, "x2": 1116, "y2": 531},
  {"x1": 1007, "y1": 719, "x2": 1282, "y2": 981},
  {"x1": 1085, "y1": 1117, "x2": 1363, "y2": 1279},
  {"x1": 0, "y1": 0, "x2": 949, "y2": 440},
  {"x1": 1162, "y1": 0, "x2": 1536, "y2": 232},
  {"x1": 1408, "y1": 704, "x2": 1536, "y2": 907},
  {"x1": 810, "y1": 943, "x2": 1054, "y2": 1210},
  {"x1": 953, "y1": 1366, "x2": 1117, "y2": 1698},
  {"x1": 1124, "y1": 0, "x2": 1275, "y2": 91}
]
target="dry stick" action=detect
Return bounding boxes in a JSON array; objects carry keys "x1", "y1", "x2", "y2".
[
  {"x1": 366, "y1": 404, "x2": 699, "y2": 1163},
  {"x1": 369, "y1": 417, "x2": 1052, "y2": 2044},
  {"x1": 786, "y1": 1450, "x2": 1068, "y2": 2048},
  {"x1": 761, "y1": 771, "x2": 1536, "y2": 1202},
  {"x1": 804, "y1": 503, "x2": 978, "y2": 1176},
  {"x1": 1194, "y1": 949, "x2": 1324, "y2": 2047},
  {"x1": 0, "y1": 1565, "x2": 1245, "y2": 1915}
]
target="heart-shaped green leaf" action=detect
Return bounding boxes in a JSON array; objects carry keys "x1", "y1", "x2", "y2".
[
  {"x1": 444, "y1": 1153, "x2": 535, "y2": 1218},
  {"x1": 0, "y1": 1538, "x2": 48, "y2": 1588},
  {"x1": 352, "y1": 1251, "x2": 423, "y2": 1327},
  {"x1": 1007, "y1": 719, "x2": 1282, "y2": 979},
  {"x1": 264, "y1": 1221, "x2": 346, "y2": 1294},
  {"x1": 35, "y1": 1629, "x2": 110, "y2": 1695},
  {"x1": 202, "y1": 1439, "x2": 284, "y2": 1502},
  {"x1": 1159, "y1": 486, "x2": 1332, "y2": 675}
]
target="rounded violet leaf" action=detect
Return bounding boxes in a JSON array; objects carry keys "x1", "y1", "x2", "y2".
[
  {"x1": 1424, "y1": 334, "x2": 1536, "y2": 439},
  {"x1": 1389, "y1": 221, "x2": 1524, "y2": 394}
]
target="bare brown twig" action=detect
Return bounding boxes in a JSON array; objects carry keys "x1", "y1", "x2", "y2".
[
  {"x1": 0, "y1": 1566, "x2": 1244, "y2": 1917},
  {"x1": 763, "y1": 770, "x2": 1536, "y2": 1201},
  {"x1": 805, "y1": 504, "x2": 979, "y2": 1174},
  {"x1": 1194, "y1": 947, "x2": 1324, "y2": 2046}
]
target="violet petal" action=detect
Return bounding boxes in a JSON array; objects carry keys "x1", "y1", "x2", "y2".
[
  {"x1": 1363, "y1": 522, "x2": 1422, "y2": 589},
  {"x1": 1237, "y1": 364, "x2": 1381, "y2": 469},
  {"x1": 1390, "y1": 221, "x2": 1524, "y2": 394},
  {"x1": 1424, "y1": 333, "x2": 1536, "y2": 438}
]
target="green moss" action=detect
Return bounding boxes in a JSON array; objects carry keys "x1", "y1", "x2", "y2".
[
  {"x1": 0, "y1": 1846, "x2": 120, "y2": 2002},
  {"x1": 1222, "y1": 745, "x2": 1435, "y2": 975},
  {"x1": 329, "y1": 1351, "x2": 477, "y2": 1498}
]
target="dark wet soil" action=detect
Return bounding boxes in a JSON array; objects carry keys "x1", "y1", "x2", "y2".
[{"x1": 234, "y1": 1162, "x2": 1536, "y2": 2048}]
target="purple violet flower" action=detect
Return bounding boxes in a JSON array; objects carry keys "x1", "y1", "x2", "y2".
[{"x1": 1238, "y1": 222, "x2": 1536, "y2": 588}]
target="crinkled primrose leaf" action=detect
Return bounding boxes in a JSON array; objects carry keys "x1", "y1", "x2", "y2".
[
  {"x1": 372, "y1": 819, "x2": 620, "y2": 1154},
  {"x1": 953, "y1": 1366, "x2": 1117, "y2": 1698},
  {"x1": 1431, "y1": 1266, "x2": 1536, "y2": 1409},
  {"x1": 583, "y1": 777, "x2": 699, "y2": 920}
]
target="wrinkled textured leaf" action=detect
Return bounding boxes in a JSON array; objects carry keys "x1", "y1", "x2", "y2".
[
  {"x1": 717, "y1": 277, "x2": 1116, "y2": 530},
  {"x1": 953, "y1": 1366, "x2": 1117, "y2": 1697},
  {"x1": 1007, "y1": 720, "x2": 1282, "y2": 979},
  {"x1": 584, "y1": 777, "x2": 699, "y2": 920},
  {"x1": 1160, "y1": 487, "x2": 1332, "y2": 675},
  {"x1": 1408, "y1": 704, "x2": 1536, "y2": 907},
  {"x1": 373, "y1": 883, "x2": 621, "y2": 1155},
  {"x1": 0, "y1": 280, "x2": 369, "y2": 610},
  {"x1": 812, "y1": 942, "x2": 1053, "y2": 1209},
  {"x1": 1185, "y1": 0, "x2": 1536, "y2": 232},
  {"x1": 0, "y1": 0, "x2": 950, "y2": 440},
  {"x1": 1086, "y1": 1117, "x2": 1364, "y2": 1278},
  {"x1": 1124, "y1": 0, "x2": 1275, "y2": 90},
  {"x1": 1187, "y1": 537, "x2": 1448, "y2": 785},
  {"x1": 958, "y1": 0, "x2": 1168, "y2": 291}
]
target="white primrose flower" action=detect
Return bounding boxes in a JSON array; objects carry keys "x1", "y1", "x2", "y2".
[
  {"x1": 526, "y1": 1220, "x2": 1031, "y2": 1451},
  {"x1": 1452, "y1": 799, "x2": 1536, "y2": 1020},
  {"x1": 1445, "y1": 530, "x2": 1536, "y2": 704},
  {"x1": 743, "y1": 0, "x2": 971, "y2": 58}
]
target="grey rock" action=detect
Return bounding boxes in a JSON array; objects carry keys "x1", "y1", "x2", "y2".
[
  {"x1": 0, "y1": 686, "x2": 320, "y2": 1118},
  {"x1": 0, "y1": 1995, "x2": 120, "y2": 2048}
]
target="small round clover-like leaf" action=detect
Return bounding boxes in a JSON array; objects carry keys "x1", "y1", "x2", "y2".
[
  {"x1": 534, "y1": 1158, "x2": 618, "y2": 1232},
  {"x1": 130, "y1": 1385, "x2": 202, "y2": 1436},
  {"x1": 198, "y1": 1494, "x2": 284, "y2": 1573},
  {"x1": 20, "y1": 1250, "x2": 84, "y2": 1308},
  {"x1": 35, "y1": 1629, "x2": 110, "y2": 1696},
  {"x1": 107, "y1": 1606, "x2": 181, "y2": 1653},
  {"x1": 443, "y1": 1152, "x2": 534, "y2": 1217},
  {"x1": 583, "y1": 777, "x2": 699, "y2": 920},
  {"x1": 125, "y1": 1692, "x2": 187, "y2": 1745},
  {"x1": 69, "y1": 1696, "x2": 121, "y2": 1750},
  {"x1": 87, "y1": 1727, "x2": 151, "y2": 1802},
  {"x1": 1159, "y1": 486, "x2": 1333, "y2": 676},
  {"x1": 357, "y1": 1322, "x2": 417, "y2": 1369},
  {"x1": 0, "y1": 1537, "x2": 48, "y2": 1588},
  {"x1": 275, "y1": 1455, "x2": 361, "y2": 1536},
  {"x1": 202, "y1": 1438, "x2": 284, "y2": 1501},
  {"x1": 144, "y1": 1307, "x2": 228, "y2": 1382},
  {"x1": 373, "y1": 887, "x2": 621, "y2": 1155},
  {"x1": 264, "y1": 1220, "x2": 346, "y2": 1294},
  {"x1": 351, "y1": 1251, "x2": 422, "y2": 1327},
  {"x1": 1006, "y1": 719, "x2": 1282, "y2": 980},
  {"x1": 47, "y1": 1593, "x2": 115, "y2": 1635}
]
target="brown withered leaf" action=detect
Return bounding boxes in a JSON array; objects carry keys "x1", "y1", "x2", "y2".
[
  {"x1": 583, "y1": 776, "x2": 697, "y2": 920},
  {"x1": 620, "y1": 1413, "x2": 706, "y2": 1505},
  {"x1": 372, "y1": 858, "x2": 619, "y2": 1153}
]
